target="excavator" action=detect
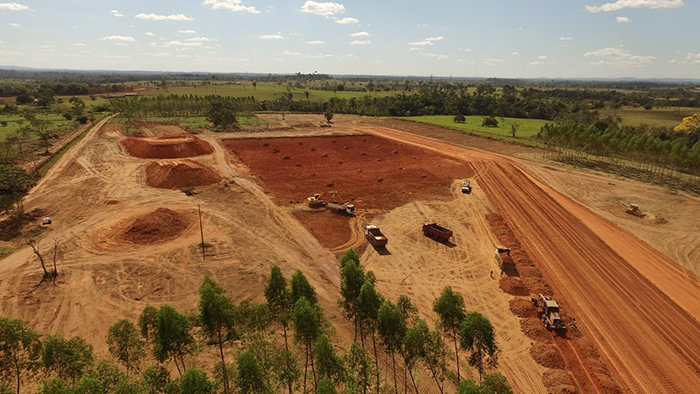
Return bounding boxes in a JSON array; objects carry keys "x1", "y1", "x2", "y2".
[{"x1": 308, "y1": 191, "x2": 355, "y2": 215}]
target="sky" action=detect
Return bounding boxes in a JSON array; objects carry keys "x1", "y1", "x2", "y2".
[{"x1": 1, "y1": 0, "x2": 699, "y2": 79}]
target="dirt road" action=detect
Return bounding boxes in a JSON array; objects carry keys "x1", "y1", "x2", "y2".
[{"x1": 363, "y1": 126, "x2": 700, "y2": 394}]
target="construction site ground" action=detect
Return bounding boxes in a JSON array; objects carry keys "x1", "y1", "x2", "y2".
[{"x1": 0, "y1": 114, "x2": 699, "y2": 393}]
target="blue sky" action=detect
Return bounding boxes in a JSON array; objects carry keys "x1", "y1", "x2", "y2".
[{"x1": 1, "y1": 0, "x2": 698, "y2": 78}]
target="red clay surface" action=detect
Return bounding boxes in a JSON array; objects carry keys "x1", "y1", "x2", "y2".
[
  {"x1": 145, "y1": 160, "x2": 222, "y2": 189},
  {"x1": 364, "y1": 126, "x2": 700, "y2": 394},
  {"x1": 225, "y1": 135, "x2": 470, "y2": 249},
  {"x1": 121, "y1": 134, "x2": 214, "y2": 159},
  {"x1": 121, "y1": 208, "x2": 191, "y2": 245}
]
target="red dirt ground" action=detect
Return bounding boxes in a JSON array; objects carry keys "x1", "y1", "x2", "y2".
[
  {"x1": 121, "y1": 134, "x2": 214, "y2": 159},
  {"x1": 145, "y1": 160, "x2": 222, "y2": 189},
  {"x1": 121, "y1": 208, "x2": 191, "y2": 245},
  {"x1": 224, "y1": 135, "x2": 470, "y2": 210},
  {"x1": 225, "y1": 135, "x2": 470, "y2": 249}
]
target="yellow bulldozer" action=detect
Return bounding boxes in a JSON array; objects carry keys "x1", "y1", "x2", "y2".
[{"x1": 626, "y1": 204, "x2": 645, "y2": 218}]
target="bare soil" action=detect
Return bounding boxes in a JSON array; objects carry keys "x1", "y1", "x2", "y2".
[
  {"x1": 1, "y1": 114, "x2": 699, "y2": 394},
  {"x1": 145, "y1": 160, "x2": 222, "y2": 189},
  {"x1": 121, "y1": 134, "x2": 214, "y2": 159},
  {"x1": 121, "y1": 208, "x2": 191, "y2": 245}
]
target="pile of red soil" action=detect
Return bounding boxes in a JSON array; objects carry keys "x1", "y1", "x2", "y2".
[
  {"x1": 543, "y1": 370, "x2": 577, "y2": 394},
  {"x1": 121, "y1": 208, "x2": 190, "y2": 244},
  {"x1": 499, "y1": 276, "x2": 529, "y2": 295},
  {"x1": 509, "y1": 298, "x2": 537, "y2": 318},
  {"x1": 146, "y1": 160, "x2": 222, "y2": 189},
  {"x1": 520, "y1": 318, "x2": 554, "y2": 343},
  {"x1": 121, "y1": 134, "x2": 214, "y2": 159},
  {"x1": 530, "y1": 343, "x2": 566, "y2": 369},
  {"x1": 293, "y1": 209, "x2": 352, "y2": 250}
]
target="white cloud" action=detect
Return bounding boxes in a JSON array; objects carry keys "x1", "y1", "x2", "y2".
[
  {"x1": 512, "y1": 52, "x2": 519, "y2": 55},
  {"x1": 335, "y1": 17, "x2": 358, "y2": 24},
  {"x1": 111, "y1": 10, "x2": 123, "y2": 17},
  {"x1": 203, "y1": 0, "x2": 260, "y2": 14},
  {"x1": 409, "y1": 40, "x2": 433, "y2": 47},
  {"x1": 465, "y1": 48, "x2": 473, "y2": 53},
  {"x1": 300, "y1": 1, "x2": 345, "y2": 16},
  {"x1": 135, "y1": 13, "x2": 194, "y2": 21},
  {"x1": 283, "y1": 50, "x2": 300, "y2": 56},
  {"x1": 586, "y1": 0, "x2": 685, "y2": 13},
  {"x1": 71, "y1": 43, "x2": 86, "y2": 47},
  {"x1": 0, "y1": 3, "x2": 32, "y2": 11},
  {"x1": 350, "y1": 31, "x2": 369, "y2": 37},
  {"x1": 10, "y1": 23, "x2": 19, "y2": 28},
  {"x1": 0, "y1": 51, "x2": 22, "y2": 56},
  {"x1": 409, "y1": 36, "x2": 445, "y2": 47},
  {"x1": 584, "y1": 47, "x2": 656, "y2": 65},
  {"x1": 538, "y1": 55, "x2": 548, "y2": 59},
  {"x1": 100, "y1": 35, "x2": 135, "y2": 42},
  {"x1": 258, "y1": 34, "x2": 285, "y2": 40},
  {"x1": 684, "y1": 53, "x2": 700, "y2": 64},
  {"x1": 306, "y1": 53, "x2": 335, "y2": 59},
  {"x1": 179, "y1": 30, "x2": 197, "y2": 34},
  {"x1": 424, "y1": 53, "x2": 448, "y2": 60},
  {"x1": 306, "y1": 40, "x2": 324, "y2": 44},
  {"x1": 186, "y1": 37, "x2": 211, "y2": 42},
  {"x1": 145, "y1": 32, "x2": 155, "y2": 36},
  {"x1": 350, "y1": 40, "x2": 371, "y2": 45},
  {"x1": 528, "y1": 61, "x2": 544, "y2": 66},
  {"x1": 164, "y1": 41, "x2": 203, "y2": 47},
  {"x1": 483, "y1": 58, "x2": 503, "y2": 65},
  {"x1": 560, "y1": 37, "x2": 572, "y2": 41},
  {"x1": 616, "y1": 16, "x2": 632, "y2": 22},
  {"x1": 409, "y1": 47, "x2": 422, "y2": 51},
  {"x1": 153, "y1": 52, "x2": 172, "y2": 57}
]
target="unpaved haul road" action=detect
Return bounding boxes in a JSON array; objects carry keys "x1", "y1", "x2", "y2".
[{"x1": 364, "y1": 126, "x2": 700, "y2": 394}]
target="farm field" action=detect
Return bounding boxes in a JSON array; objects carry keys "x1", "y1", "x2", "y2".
[
  {"x1": 406, "y1": 115, "x2": 548, "y2": 146},
  {"x1": 0, "y1": 114, "x2": 699, "y2": 393},
  {"x1": 599, "y1": 106, "x2": 697, "y2": 127}
]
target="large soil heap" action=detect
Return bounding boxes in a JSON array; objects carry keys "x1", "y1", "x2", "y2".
[
  {"x1": 121, "y1": 208, "x2": 190, "y2": 244},
  {"x1": 145, "y1": 160, "x2": 222, "y2": 189},
  {"x1": 121, "y1": 134, "x2": 214, "y2": 159}
]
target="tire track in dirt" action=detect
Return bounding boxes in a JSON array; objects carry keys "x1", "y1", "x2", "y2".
[{"x1": 363, "y1": 126, "x2": 700, "y2": 394}]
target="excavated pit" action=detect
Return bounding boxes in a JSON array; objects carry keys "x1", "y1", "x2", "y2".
[
  {"x1": 145, "y1": 160, "x2": 222, "y2": 189},
  {"x1": 121, "y1": 134, "x2": 214, "y2": 159}
]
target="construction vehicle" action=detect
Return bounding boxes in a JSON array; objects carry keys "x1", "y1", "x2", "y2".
[
  {"x1": 494, "y1": 245, "x2": 513, "y2": 270},
  {"x1": 365, "y1": 225, "x2": 388, "y2": 247},
  {"x1": 327, "y1": 200, "x2": 355, "y2": 215},
  {"x1": 532, "y1": 294, "x2": 566, "y2": 331},
  {"x1": 422, "y1": 222, "x2": 453, "y2": 242},
  {"x1": 308, "y1": 191, "x2": 354, "y2": 215},
  {"x1": 461, "y1": 179, "x2": 472, "y2": 194},
  {"x1": 626, "y1": 204, "x2": 645, "y2": 218},
  {"x1": 308, "y1": 191, "x2": 331, "y2": 208}
]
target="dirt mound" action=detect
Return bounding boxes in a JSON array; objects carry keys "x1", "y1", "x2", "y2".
[
  {"x1": 146, "y1": 160, "x2": 222, "y2": 189},
  {"x1": 121, "y1": 134, "x2": 214, "y2": 159},
  {"x1": 121, "y1": 208, "x2": 190, "y2": 245},
  {"x1": 510, "y1": 298, "x2": 537, "y2": 318},
  {"x1": 530, "y1": 343, "x2": 565, "y2": 369},
  {"x1": 543, "y1": 370, "x2": 576, "y2": 394},
  {"x1": 520, "y1": 318, "x2": 554, "y2": 343},
  {"x1": 499, "y1": 276, "x2": 529, "y2": 296}
]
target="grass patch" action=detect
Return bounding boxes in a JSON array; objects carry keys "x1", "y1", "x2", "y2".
[
  {"x1": 109, "y1": 114, "x2": 276, "y2": 130},
  {"x1": 599, "y1": 106, "x2": 696, "y2": 127},
  {"x1": 406, "y1": 115, "x2": 549, "y2": 146},
  {"x1": 0, "y1": 246, "x2": 14, "y2": 259},
  {"x1": 36, "y1": 126, "x2": 90, "y2": 177},
  {"x1": 0, "y1": 112, "x2": 75, "y2": 140}
]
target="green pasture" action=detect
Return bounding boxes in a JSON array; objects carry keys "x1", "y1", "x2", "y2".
[
  {"x1": 108, "y1": 114, "x2": 276, "y2": 130},
  {"x1": 406, "y1": 115, "x2": 548, "y2": 145},
  {"x1": 0, "y1": 113, "x2": 75, "y2": 140},
  {"x1": 599, "y1": 106, "x2": 697, "y2": 127}
]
